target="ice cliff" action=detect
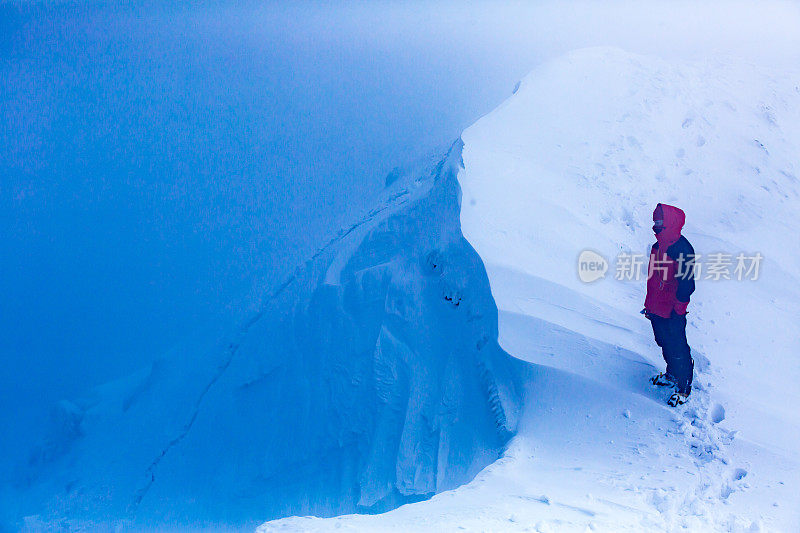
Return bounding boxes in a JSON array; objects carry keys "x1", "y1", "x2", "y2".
[{"x1": 8, "y1": 142, "x2": 523, "y2": 530}]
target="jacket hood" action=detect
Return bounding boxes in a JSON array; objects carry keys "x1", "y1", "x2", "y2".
[{"x1": 653, "y1": 203, "x2": 685, "y2": 247}]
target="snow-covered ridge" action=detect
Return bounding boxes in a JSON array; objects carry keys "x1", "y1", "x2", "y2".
[
  {"x1": 459, "y1": 46, "x2": 800, "y2": 457},
  {"x1": 8, "y1": 143, "x2": 523, "y2": 530},
  {"x1": 259, "y1": 47, "x2": 800, "y2": 531}
]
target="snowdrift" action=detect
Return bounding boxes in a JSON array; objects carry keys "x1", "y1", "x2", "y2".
[
  {"x1": 459, "y1": 46, "x2": 800, "y2": 457},
  {"x1": 11, "y1": 45, "x2": 800, "y2": 533},
  {"x1": 259, "y1": 47, "x2": 800, "y2": 531},
  {"x1": 6, "y1": 144, "x2": 522, "y2": 530}
]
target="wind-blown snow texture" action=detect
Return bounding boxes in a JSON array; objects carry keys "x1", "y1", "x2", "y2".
[
  {"x1": 260, "y1": 48, "x2": 800, "y2": 532},
  {"x1": 9, "y1": 44, "x2": 800, "y2": 533},
  {"x1": 6, "y1": 144, "x2": 522, "y2": 530}
]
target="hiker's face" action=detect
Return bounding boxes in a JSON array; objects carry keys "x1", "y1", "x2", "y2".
[{"x1": 653, "y1": 219, "x2": 664, "y2": 234}]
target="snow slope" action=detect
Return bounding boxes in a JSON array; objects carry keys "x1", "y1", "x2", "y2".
[
  {"x1": 460, "y1": 46, "x2": 800, "y2": 459},
  {"x1": 5, "y1": 146, "x2": 522, "y2": 531},
  {"x1": 260, "y1": 48, "x2": 800, "y2": 531}
]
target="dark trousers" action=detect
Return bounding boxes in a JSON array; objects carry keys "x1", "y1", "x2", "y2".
[{"x1": 650, "y1": 311, "x2": 693, "y2": 394}]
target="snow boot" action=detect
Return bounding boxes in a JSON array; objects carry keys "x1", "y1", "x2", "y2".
[
  {"x1": 650, "y1": 372, "x2": 675, "y2": 387},
  {"x1": 668, "y1": 392, "x2": 689, "y2": 407}
]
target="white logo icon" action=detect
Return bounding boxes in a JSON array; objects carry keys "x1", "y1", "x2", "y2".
[{"x1": 578, "y1": 250, "x2": 608, "y2": 283}]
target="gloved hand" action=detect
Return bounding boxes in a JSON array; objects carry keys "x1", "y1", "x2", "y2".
[
  {"x1": 640, "y1": 308, "x2": 652, "y2": 319},
  {"x1": 674, "y1": 301, "x2": 689, "y2": 315}
]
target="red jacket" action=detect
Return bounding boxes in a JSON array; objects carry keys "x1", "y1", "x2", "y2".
[{"x1": 644, "y1": 204, "x2": 696, "y2": 318}]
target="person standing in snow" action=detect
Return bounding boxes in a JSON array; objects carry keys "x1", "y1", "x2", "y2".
[{"x1": 642, "y1": 203, "x2": 696, "y2": 406}]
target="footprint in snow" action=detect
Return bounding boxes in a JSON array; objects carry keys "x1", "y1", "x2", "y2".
[
  {"x1": 732, "y1": 468, "x2": 748, "y2": 481},
  {"x1": 710, "y1": 403, "x2": 725, "y2": 424}
]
